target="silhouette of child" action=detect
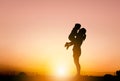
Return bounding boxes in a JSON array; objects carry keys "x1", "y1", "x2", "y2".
[
  {"x1": 68, "y1": 23, "x2": 81, "y2": 41},
  {"x1": 65, "y1": 23, "x2": 81, "y2": 49}
]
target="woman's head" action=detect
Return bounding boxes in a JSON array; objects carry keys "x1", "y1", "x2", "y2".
[
  {"x1": 77, "y1": 28, "x2": 86, "y2": 37},
  {"x1": 77, "y1": 28, "x2": 86, "y2": 41},
  {"x1": 80, "y1": 28, "x2": 86, "y2": 34}
]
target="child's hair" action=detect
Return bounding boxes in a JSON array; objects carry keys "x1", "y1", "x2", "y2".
[{"x1": 73, "y1": 23, "x2": 81, "y2": 30}]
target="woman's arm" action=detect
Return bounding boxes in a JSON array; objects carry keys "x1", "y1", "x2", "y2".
[{"x1": 83, "y1": 34, "x2": 86, "y2": 41}]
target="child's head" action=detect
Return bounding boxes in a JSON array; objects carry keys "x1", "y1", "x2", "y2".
[{"x1": 74, "y1": 23, "x2": 81, "y2": 30}]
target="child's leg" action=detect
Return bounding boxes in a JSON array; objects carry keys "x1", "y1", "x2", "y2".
[{"x1": 65, "y1": 42, "x2": 73, "y2": 49}]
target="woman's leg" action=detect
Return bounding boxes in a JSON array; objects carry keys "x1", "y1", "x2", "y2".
[
  {"x1": 73, "y1": 47, "x2": 81, "y2": 76},
  {"x1": 74, "y1": 56, "x2": 80, "y2": 76}
]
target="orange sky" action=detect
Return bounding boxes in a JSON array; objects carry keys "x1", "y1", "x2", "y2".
[{"x1": 0, "y1": 0, "x2": 120, "y2": 76}]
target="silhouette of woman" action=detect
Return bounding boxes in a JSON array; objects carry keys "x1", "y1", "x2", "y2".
[{"x1": 65, "y1": 24, "x2": 86, "y2": 76}]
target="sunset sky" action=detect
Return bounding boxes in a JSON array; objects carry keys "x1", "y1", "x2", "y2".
[{"x1": 0, "y1": 0, "x2": 120, "y2": 76}]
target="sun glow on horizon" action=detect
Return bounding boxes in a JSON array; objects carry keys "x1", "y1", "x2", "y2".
[
  {"x1": 57, "y1": 67, "x2": 66, "y2": 76},
  {"x1": 55, "y1": 65, "x2": 69, "y2": 77}
]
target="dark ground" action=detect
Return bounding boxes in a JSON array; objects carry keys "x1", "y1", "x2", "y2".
[{"x1": 0, "y1": 74, "x2": 120, "y2": 81}]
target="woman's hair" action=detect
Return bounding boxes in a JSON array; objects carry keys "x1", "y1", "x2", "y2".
[
  {"x1": 77, "y1": 28, "x2": 86, "y2": 41},
  {"x1": 78, "y1": 28, "x2": 86, "y2": 34},
  {"x1": 80, "y1": 28, "x2": 86, "y2": 34}
]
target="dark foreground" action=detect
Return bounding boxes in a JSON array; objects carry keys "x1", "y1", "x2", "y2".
[{"x1": 0, "y1": 74, "x2": 120, "y2": 81}]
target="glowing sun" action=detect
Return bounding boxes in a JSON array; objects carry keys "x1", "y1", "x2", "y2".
[{"x1": 56, "y1": 66, "x2": 67, "y2": 77}]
